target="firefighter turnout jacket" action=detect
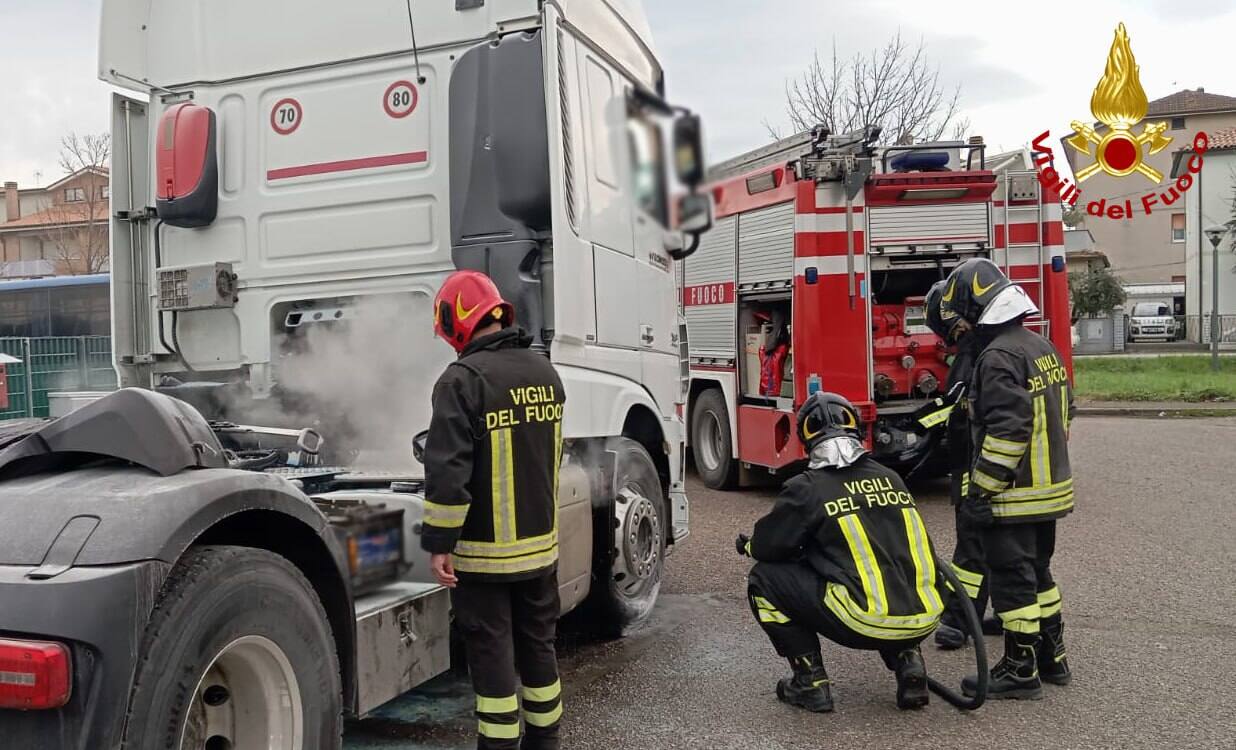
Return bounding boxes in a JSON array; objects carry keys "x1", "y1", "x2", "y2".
[
  {"x1": 749, "y1": 455, "x2": 945, "y2": 641},
  {"x1": 969, "y1": 324, "x2": 1075, "y2": 523},
  {"x1": 421, "y1": 328, "x2": 566, "y2": 580}
]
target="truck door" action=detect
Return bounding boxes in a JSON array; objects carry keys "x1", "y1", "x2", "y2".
[
  {"x1": 628, "y1": 108, "x2": 681, "y2": 409},
  {"x1": 578, "y1": 52, "x2": 640, "y2": 350}
]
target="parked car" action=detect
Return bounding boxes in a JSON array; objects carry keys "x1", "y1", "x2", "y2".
[{"x1": 1128, "y1": 302, "x2": 1176, "y2": 342}]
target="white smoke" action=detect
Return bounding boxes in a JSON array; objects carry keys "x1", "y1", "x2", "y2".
[{"x1": 271, "y1": 292, "x2": 455, "y2": 473}]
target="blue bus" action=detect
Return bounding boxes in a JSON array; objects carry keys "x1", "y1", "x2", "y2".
[{"x1": 0, "y1": 274, "x2": 110, "y2": 337}]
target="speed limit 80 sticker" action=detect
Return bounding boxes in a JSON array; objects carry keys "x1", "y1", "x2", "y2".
[{"x1": 383, "y1": 81, "x2": 419, "y2": 119}]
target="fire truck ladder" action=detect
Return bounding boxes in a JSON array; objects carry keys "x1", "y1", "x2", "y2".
[{"x1": 1001, "y1": 170, "x2": 1048, "y2": 339}]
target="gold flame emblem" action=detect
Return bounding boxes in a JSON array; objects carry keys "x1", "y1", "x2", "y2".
[{"x1": 1066, "y1": 23, "x2": 1171, "y2": 183}]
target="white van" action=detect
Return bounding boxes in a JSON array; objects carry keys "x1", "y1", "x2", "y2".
[{"x1": 1128, "y1": 301, "x2": 1176, "y2": 342}]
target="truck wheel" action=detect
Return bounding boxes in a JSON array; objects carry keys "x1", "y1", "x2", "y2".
[
  {"x1": 589, "y1": 437, "x2": 665, "y2": 637},
  {"x1": 123, "y1": 546, "x2": 342, "y2": 750},
  {"x1": 692, "y1": 388, "x2": 738, "y2": 489}
]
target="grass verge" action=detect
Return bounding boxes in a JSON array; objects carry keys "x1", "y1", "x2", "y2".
[{"x1": 1073, "y1": 355, "x2": 1236, "y2": 402}]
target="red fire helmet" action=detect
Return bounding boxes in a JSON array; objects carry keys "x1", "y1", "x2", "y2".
[{"x1": 433, "y1": 270, "x2": 515, "y2": 352}]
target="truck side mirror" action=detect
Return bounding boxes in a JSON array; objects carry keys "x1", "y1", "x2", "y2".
[
  {"x1": 673, "y1": 114, "x2": 705, "y2": 188},
  {"x1": 666, "y1": 192, "x2": 714, "y2": 260},
  {"x1": 412, "y1": 429, "x2": 429, "y2": 465}
]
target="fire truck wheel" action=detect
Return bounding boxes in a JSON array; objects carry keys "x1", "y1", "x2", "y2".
[
  {"x1": 692, "y1": 388, "x2": 738, "y2": 489},
  {"x1": 589, "y1": 437, "x2": 665, "y2": 637},
  {"x1": 122, "y1": 545, "x2": 342, "y2": 750}
]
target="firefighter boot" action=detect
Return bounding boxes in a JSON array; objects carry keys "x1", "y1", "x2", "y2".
[
  {"x1": 1038, "y1": 615, "x2": 1072, "y2": 686},
  {"x1": 934, "y1": 612, "x2": 967, "y2": 650},
  {"x1": 882, "y1": 647, "x2": 930, "y2": 710},
  {"x1": 776, "y1": 653, "x2": 834, "y2": 713},
  {"x1": 962, "y1": 632, "x2": 1043, "y2": 700}
]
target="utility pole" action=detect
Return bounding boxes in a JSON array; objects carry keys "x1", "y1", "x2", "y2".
[{"x1": 1203, "y1": 225, "x2": 1226, "y2": 372}]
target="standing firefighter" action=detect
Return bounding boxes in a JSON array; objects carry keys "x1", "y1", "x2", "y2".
[
  {"x1": 941, "y1": 258, "x2": 1074, "y2": 700},
  {"x1": 421, "y1": 270, "x2": 566, "y2": 749},
  {"x1": 916, "y1": 280, "x2": 992, "y2": 650},
  {"x1": 737, "y1": 392, "x2": 944, "y2": 713}
]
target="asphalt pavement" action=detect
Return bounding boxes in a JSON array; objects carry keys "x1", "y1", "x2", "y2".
[{"x1": 345, "y1": 416, "x2": 1236, "y2": 750}]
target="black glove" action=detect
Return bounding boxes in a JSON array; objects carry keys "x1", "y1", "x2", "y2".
[
  {"x1": 735, "y1": 533, "x2": 751, "y2": 557},
  {"x1": 960, "y1": 490, "x2": 994, "y2": 528}
]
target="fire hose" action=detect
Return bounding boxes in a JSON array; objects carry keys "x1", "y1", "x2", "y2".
[{"x1": 928, "y1": 555, "x2": 988, "y2": 710}]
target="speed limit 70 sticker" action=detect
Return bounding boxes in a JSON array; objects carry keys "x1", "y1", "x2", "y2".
[
  {"x1": 270, "y1": 98, "x2": 302, "y2": 135},
  {"x1": 383, "y1": 81, "x2": 419, "y2": 119}
]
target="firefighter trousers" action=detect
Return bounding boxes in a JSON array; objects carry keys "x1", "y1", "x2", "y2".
[
  {"x1": 747, "y1": 561, "x2": 926, "y2": 662},
  {"x1": 944, "y1": 473, "x2": 990, "y2": 628},
  {"x1": 981, "y1": 520, "x2": 1062, "y2": 636},
  {"x1": 453, "y1": 567, "x2": 562, "y2": 750}
]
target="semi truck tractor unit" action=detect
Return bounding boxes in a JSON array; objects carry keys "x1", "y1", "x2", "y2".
[
  {"x1": 0, "y1": 1, "x2": 713, "y2": 747},
  {"x1": 680, "y1": 127, "x2": 1073, "y2": 488}
]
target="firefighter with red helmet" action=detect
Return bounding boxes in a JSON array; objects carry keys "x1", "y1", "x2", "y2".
[
  {"x1": 916, "y1": 280, "x2": 994, "y2": 650},
  {"x1": 421, "y1": 270, "x2": 566, "y2": 749},
  {"x1": 941, "y1": 258, "x2": 1074, "y2": 700},
  {"x1": 735, "y1": 392, "x2": 943, "y2": 713}
]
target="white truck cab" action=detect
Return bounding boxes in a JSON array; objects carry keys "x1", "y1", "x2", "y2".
[{"x1": 0, "y1": 4, "x2": 713, "y2": 748}]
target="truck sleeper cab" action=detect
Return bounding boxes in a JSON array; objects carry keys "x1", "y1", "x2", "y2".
[{"x1": 0, "y1": 1, "x2": 712, "y2": 748}]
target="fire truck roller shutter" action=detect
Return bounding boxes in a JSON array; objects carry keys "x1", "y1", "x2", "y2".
[
  {"x1": 682, "y1": 215, "x2": 737, "y2": 360},
  {"x1": 449, "y1": 29, "x2": 552, "y2": 347},
  {"x1": 737, "y1": 202, "x2": 795, "y2": 289}
]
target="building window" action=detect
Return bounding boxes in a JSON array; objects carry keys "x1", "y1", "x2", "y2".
[
  {"x1": 64, "y1": 187, "x2": 85, "y2": 202},
  {"x1": 1171, "y1": 116, "x2": 1186, "y2": 130},
  {"x1": 98, "y1": 185, "x2": 109, "y2": 199},
  {"x1": 1171, "y1": 213, "x2": 1185, "y2": 243}
]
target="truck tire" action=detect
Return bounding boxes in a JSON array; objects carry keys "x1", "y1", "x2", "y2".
[
  {"x1": 588, "y1": 437, "x2": 666, "y2": 637},
  {"x1": 692, "y1": 388, "x2": 738, "y2": 489},
  {"x1": 122, "y1": 545, "x2": 342, "y2": 750}
]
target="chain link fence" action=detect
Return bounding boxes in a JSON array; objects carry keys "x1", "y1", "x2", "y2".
[{"x1": 0, "y1": 336, "x2": 117, "y2": 420}]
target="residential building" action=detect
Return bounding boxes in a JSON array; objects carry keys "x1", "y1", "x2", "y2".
[
  {"x1": 1062, "y1": 88, "x2": 1236, "y2": 285},
  {"x1": 1179, "y1": 126, "x2": 1236, "y2": 345},
  {"x1": 1064, "y1": 228, "x2": 1110, "y2": 274},
  {"x1": 0, "y1": 167, "x2": 110, "y2": 278}
]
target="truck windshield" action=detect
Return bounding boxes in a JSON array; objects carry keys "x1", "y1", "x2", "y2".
[
  {"x1": 628, "y1": 112, "x2": 669, "y2": 227},
  {"x1": 1132, "y1": 303, "x2": 1168, "y2": 316}
]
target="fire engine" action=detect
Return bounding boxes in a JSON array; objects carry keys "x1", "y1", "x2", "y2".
[{"x1": 680, "y1": 127, "x2": 1073, "y2": 488}]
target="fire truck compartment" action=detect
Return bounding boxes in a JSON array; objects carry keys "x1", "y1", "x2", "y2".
[{"x1": 736, "y1": 405, "x2": 803, "y2": 470}]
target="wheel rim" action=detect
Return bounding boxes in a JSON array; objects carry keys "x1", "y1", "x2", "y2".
[
  {"x1": 612, "y1": 484, "x2": 662, "y2": 599},
  {"x1": 180, "y1": 636, "x2": 304, "y2": 750},
  {"x1": 697, "y1": 410, "x2": 725, "y2": 472}
]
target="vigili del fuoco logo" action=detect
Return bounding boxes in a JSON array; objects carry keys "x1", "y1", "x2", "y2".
[{"x1": 1029, "y1": 23, "x2": 1209, "y2": 220}]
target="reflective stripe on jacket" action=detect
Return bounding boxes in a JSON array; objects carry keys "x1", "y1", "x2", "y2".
[
  {"x1": 969, "y1": 325, "x2": 1075, "y2": 523},
  {"x1": 421, "y1": 328, "x2": 565, "y2": 581}
]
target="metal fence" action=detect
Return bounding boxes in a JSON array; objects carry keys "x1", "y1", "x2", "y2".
[
  {"x1": 1183, "y1": 315, "x2": 1236, "y2": 345},
  {"x1": 0, "y1": 336, "x2": 117, "y2": 419}
]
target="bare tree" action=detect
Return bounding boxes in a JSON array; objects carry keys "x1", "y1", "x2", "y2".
[
  {"x1": 40, "y1": 133, "x2": 111, "y2": 275},
  {"x1": 770, "y1": 34, "x2": 970, "y2": 144}
]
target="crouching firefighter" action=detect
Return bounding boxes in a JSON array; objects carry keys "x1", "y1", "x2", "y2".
[
  {"x1": 941, "y1": 258, "x2": 1074, "y2": 700},
  {"x1": 421, "y1": 271, "x2": 566, "y2": 749},
  {"x1": 915, "y1": 280, "x2": 993, "y2": 650},
  {"x1": 736, "y1": 392, "x2": 944, "y2": 713}
]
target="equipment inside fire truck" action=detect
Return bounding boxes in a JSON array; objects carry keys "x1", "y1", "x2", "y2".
[{"x1": 680, "y1": 127, "x2": 1072, "y2": 489}]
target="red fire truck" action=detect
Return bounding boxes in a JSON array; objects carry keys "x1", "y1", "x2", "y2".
[{"x1": 679, "y1": 127, "x2": 1073, "y2": 488}]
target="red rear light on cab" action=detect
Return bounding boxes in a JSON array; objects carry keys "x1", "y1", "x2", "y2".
[{"x1": 0, "y1": 638, "x2": 72, "y2": 709}]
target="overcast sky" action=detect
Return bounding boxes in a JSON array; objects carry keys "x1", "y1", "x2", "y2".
[{"x1": 3, "y1": 0, "x2": 1236, "y2": 187}]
